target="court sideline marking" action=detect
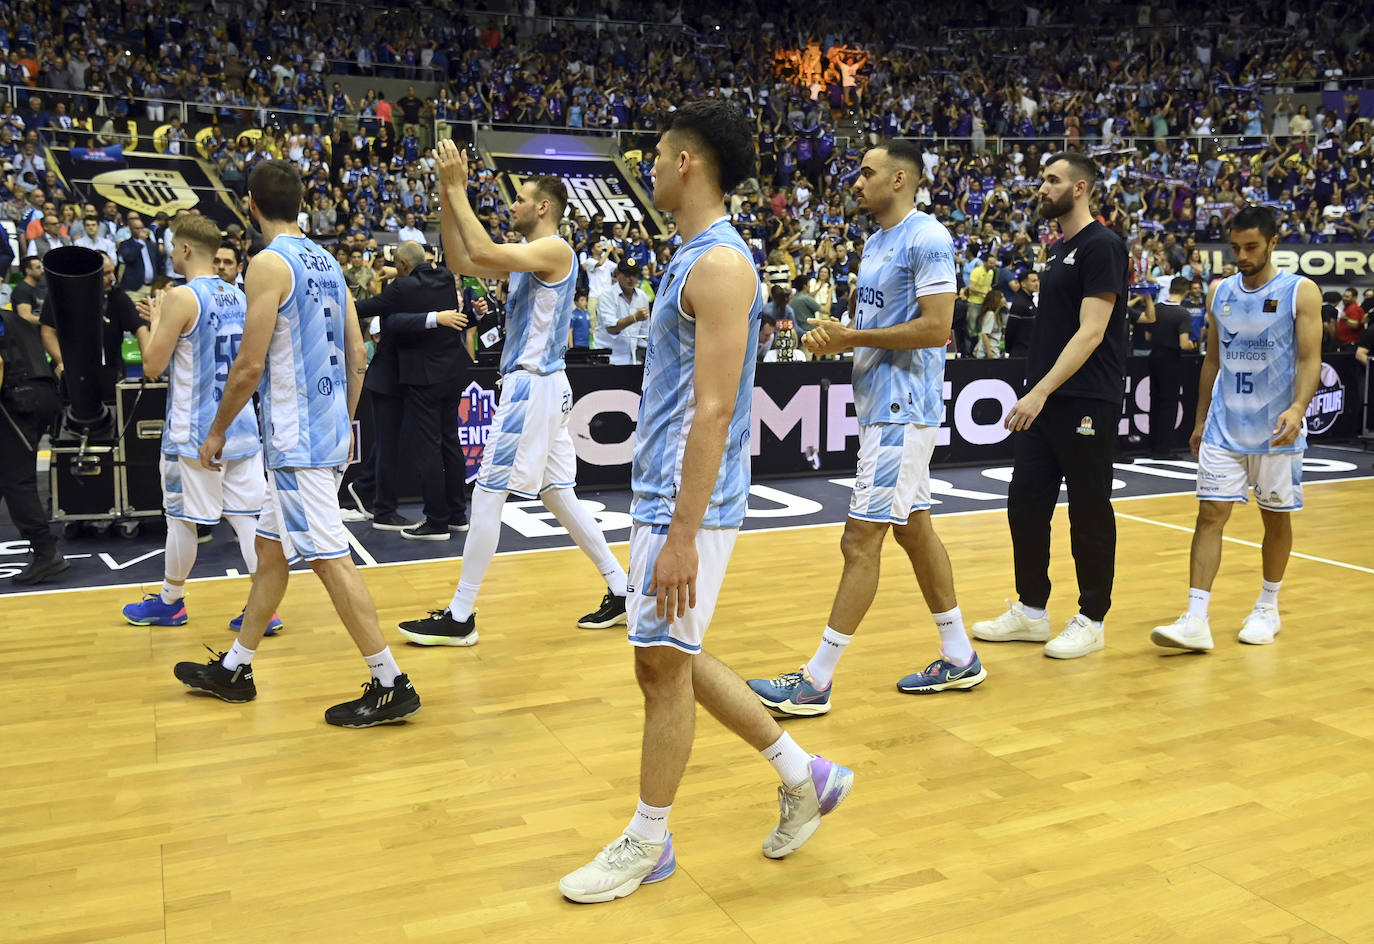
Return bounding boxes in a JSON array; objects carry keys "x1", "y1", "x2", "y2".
[
  {"x1": 4, "y1": 475, "x2": 1370, "y2": 599},
  {"x1": 1115, "y1": 510, "x2": 1374, "y2": 575}
]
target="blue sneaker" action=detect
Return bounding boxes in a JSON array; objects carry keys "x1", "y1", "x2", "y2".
[
  {"x1": 747, "y1": 665, "x2": 832, "y2": 716},
  {"x1": 228, "y1": 610, "x2": 284, "y2": 636},
  {"x1": 762, "y1": 755, "x2": 854, "y2": 858},
  {"x1": 896, "y1": 651, "x2": 987, "y2": 693},
  {"x1": 122, "y1": 593, "x2": 189, "y2": 627}
]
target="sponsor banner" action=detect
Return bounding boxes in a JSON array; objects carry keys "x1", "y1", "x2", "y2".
[
  {"x1": 1196, "y1": 244, "x2": 1374, "y2": 286},
  {"x1": 362, "y1": 355, "x2": 1361, "y2": 494},
  {"x1": 47, "y1": 147, "x2": 249, "y2": 233}
]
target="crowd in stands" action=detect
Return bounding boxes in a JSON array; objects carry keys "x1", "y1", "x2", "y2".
[{"x1": 3, "y1": 0, "x2": 1373, "y2": 355}]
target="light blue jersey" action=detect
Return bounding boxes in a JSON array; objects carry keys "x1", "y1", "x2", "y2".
[
  {"x1": 163, "y1": 276, "x2": 259, "y2": 461},
  {"x1": 631, "y1": 217, "x2": 761, "y2": 528},
  {"x1": 1204, "y1": 271, "x2": 1307, "y2": 455},
  {"x1": 257, "y1": 234, "x2": 352, "y2": 470},
  {"x1": 851, "y1": 208, "x2": 956, "y2": 426},
  {"x1": 501, "y1": 236, "x2": 577, "y2": 375}
]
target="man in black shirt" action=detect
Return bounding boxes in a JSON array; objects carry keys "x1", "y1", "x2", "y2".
[
  {"x1": 1142, "y1": 276, "x2": 1196, "y2": 458},
  {"x1": 1004, "y1": 270, "x2": 1039, "y2": 357},
  {"x1": 972, "y1": 151, "x2": 1127, "y2": 660},
  {"x1": 11, "y1": 256, "x2": 47, "y2": 326}
]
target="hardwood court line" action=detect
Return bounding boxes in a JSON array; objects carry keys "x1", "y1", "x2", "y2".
[
  {"x1": 345, "y1": 529, "x2": 379, "y2": 567},
  {"x1": 1116, "y1": 510, "x2": 1374, "y2": 575},
  {"x1": 4, "y1": 474, "x2": 1370, "y2": 600}
]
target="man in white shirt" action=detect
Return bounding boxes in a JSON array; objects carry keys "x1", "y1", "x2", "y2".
[
  {"x1": 595, "y1": 256, "x2": 650, "y2": 365},
  {"x1": 397, "y1": 212, "x2": 427, "y2": 244},
  {"x1": 73, "y1": 215, "x2": 116, "y2": 261},
  {"x1": 581, "y1": 238, "x2": 616, "y2": 322}
]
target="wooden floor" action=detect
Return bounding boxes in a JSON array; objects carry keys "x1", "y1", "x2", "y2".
[{"x1": 3, "y1": 479, "x2": 1373, "y2": 944}]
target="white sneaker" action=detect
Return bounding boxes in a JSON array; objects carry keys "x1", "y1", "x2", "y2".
[
  {"x1": 762, "y1": 755, "x2": 854, "y2": 859},
  {"x1": 1238, "y1": 604, "x2": 1281, "y2": 645},
  {"x1": 1150, "y1": 614, "x2": 1214, "y2": 652},
  {"x1": 971, "y1": 600, "x2": 1053, "y2": 643},
  {"x1": 1043, "y1": 614, "x2": 1105, "y2": 659},
  {"x1": 558, "y1": 832, "x2": 675, "y2": 903}
]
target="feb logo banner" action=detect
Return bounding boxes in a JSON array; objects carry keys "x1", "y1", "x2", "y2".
[
  {"x1": 93, "y1": 168, "x2": 200, "y2": 217},
  {"x1": 456, "y1": 381, "x2": 497, "y2": 482}
]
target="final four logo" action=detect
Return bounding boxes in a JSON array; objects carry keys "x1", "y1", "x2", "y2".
[
  {"x1": 456, "y1": 381, "x2": 498, "y2": 482},
  {"x1": 1304, "y1": 362, "x2": 1345, "y2": 435}
]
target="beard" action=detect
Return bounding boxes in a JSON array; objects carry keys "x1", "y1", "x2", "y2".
[{"x1": 1038, "y1": 191, "x2": 1074, "y2": 220}]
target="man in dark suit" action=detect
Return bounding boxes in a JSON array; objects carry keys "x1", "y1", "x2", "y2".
[
  {"x1": 115, "y1": 218, "x2": 163, "y2": 298},
  {"x1": 1004, "y1": 270, "x2": 1039, "y2": 358},
  {"x1": 353, "y1": 241, "x2": 471, "y2": 540}
]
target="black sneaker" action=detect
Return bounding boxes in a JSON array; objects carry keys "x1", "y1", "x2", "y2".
[
  {"x1": 448, "y1": 514, "x2": 469, "y2": 533},
  {"x1": 400, "y1": 520, "x2": 451, "y2": 541},
  {"x1": 324, "y1": 674, "x2": 421, "y2": 727},
  {"x1": 371, "y1": 511, "x2": 414, "y2": 531},
  {"x1": 196, "y1": 523, "x2": 214, "y2": 544},
  {"x1": 397, "y1": 608, "x2": 478, "y2": 646},
  {"x1": 173, "y1": 646, "x2": 257, "y2": 702},
  {"x1": 11, "y1": 548, "x2": 71, "y2": 585},
  {"x1": 577, "y1": 590, "x2": 627, "y2": 629},
  {"x1": 345, "y1": 481, "x2": 373, "y2": 518}
]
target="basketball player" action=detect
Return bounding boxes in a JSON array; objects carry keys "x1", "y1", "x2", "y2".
[
  {"x1": 972, "y1": 152, "x2": 1128, "y2": 659},
  {"x1": 558, "y1": 100, "x2": 852, "y2": 905},
  {"x1": 121, "y1": 216, "x2": 276, "y2": 632},
  {"x1": 1150, "y1": 207, "x2": 1321, "y2": 650},
  {"x1": 172, "y1": 160, "x2": 421, "y2": 728},
  {"x1": 745, "y1": 140, "x2": 983, "y2": 716},
  {"x1": 395, "y1": 139, "x2": 629, "y2": 646}
]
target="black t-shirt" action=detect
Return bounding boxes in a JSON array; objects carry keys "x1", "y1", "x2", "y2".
[
  {"x1": 1150, "y1": 301, "x2": 1191, "y2": 353},
  {"x1": 11, "y1": 279, "x2": 46, "y2": 321},
  {"x1": 1359, "y1": 324, "x2": 1374, "y2": 352},
  {"x1": 396, "y1": 95, "x2": 423, "y2": 125},
  {"x1": 1028, "y1": 220, "x2": 1128, "y2": 404},
  {"x1": 40, "y1": 286, "x2": 143, "y2": 391}
]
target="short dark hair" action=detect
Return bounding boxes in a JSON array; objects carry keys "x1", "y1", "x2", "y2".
[
  {"x1": 1229, "y1": 205, "x2": 1279, "y2": 240},
  {"x1": 218, "y1": 240, "x2": 241, "y2": 263},
  {"x1": 528, "y1": 175, "x2": 568, "y2": 218},
  {"x1": 662, "y1": 99, "x2": 755, "y2": 193},
  {"x1": 248, "y1": 159, "x2": 304, "y2": 223},
  {"x1": 875, "y1": 139, "x2": 923, "y2": 174},
  {"x1": 1169, "y1": 276, "x2": 1193, "y2": 295},
  {"x1": 1045, "y1": 151, "x2": 1099, "y2": 185}
]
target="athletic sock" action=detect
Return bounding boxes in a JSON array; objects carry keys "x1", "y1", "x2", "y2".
[
  {"x1": 804, "y1": 626, "x2": 849, "y2": 688},
  {"x1": 1022, "y1": 603, "x2": 1047, "y2": 620},
  {"x1": 1187, "y1": 588, "x2": 1211, "y2": 620},
  {"x1": 934, "y1": 606, "x2": 974, "y2": 665},
  {"x1": 542, "y1": 487, "x2": 628, "y2": 596},
  {"x1": 626, "y1": 799, "x2": 671, "y2": 843},
  {"x1": 762, "y1": 732, "x2": 813, "y2": 789},
  {"x1": 364, "y1": 646, "x2": 401, "y2": 687},
  {"x1": 448, "y1": 487, "x2": 507, "y2": 619},
  {"x1": 1257, "y1": 579, "x2": 1281, "y2": 609},
  {"x1": 225, "y1": 514, "x2": 259, "y2": 573},
  {"x1": 222, "y1": 640, "x2": 255, "y2": 670},
  {"x1": 160, "y1": 581, "x2": 184, "y2": 605}
]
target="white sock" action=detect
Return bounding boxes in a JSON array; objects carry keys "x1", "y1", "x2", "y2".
[
  {"x1": 163, "y1": 517, "x2": 197, "y2": 599},
  {"x1": 805, "y1": 626, "x2": 849, "y2": 688},
  {"x1": 1187, "y1": 588, "x2": 1210, "y2": 620},
  {"x1": 1022, "y1": 603, "x2": 1047, "y2": 620},
  {"x1": 626, "y1": 798, "x2": 671, "y2": 843},
  {"x1": 1257, "y1": 579, "x2": 1281, "y2": 609},
  {"x1": 542, "y1": 487, "x2": 628, "y2": 596},
  {"x1": 762, "y1": 732, "x2": 813, "y2": 788},
  {"x1": 222, "y1": 640, "x2": 255, "y2": 670},
  {"x1": 934, "y1": 606, "x2": 974, "y2": 665},
  {"x1": 225, "y1": 514, "x2": 259, "y2": 573},
  {"x1": 448, "y1": 487, "x2": 507, "y2": 619},
  {"x1": 364, "y1": 646, "x2": 402, "y2": 687}
]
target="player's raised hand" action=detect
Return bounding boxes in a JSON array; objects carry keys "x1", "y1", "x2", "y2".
[{"x1": 432, "y1": 138, "x2": 469, "y2": 190}]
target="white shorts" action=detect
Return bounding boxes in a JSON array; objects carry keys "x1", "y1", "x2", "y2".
[
  {"x1": 256, "y1": 466, "x2": 351, "y2": 564},
  {"x1": 476, "y1": 370, "x2": 577, "y2": 499},
  {"x1": 848, "y1": 423, "x2": 935, "y2": 524},
  {"x1": 1196, "y1": 442, "x2": 1304, "y2": 511},
  {"x1": 626, "y1": 522, "x2": 739, "y2": 655},
  {"x1": 162, "y1": 452, "x2": 266, "y2": 524}
]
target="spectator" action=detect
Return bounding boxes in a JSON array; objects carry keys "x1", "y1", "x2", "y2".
[
  {"x1": 596, "y1": 257, "x2": 651, "y2": 366},
  {"x1": 1336, "y1": 287, "x2": 1367, "y2": 347},
  {"x1": 116, "y1": 218, "x2": 164, "y2": 300}
]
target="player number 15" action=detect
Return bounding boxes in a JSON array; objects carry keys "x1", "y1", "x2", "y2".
[{"x1": 1234, "y1": 372, "x2": 1253, "y2": 395}]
